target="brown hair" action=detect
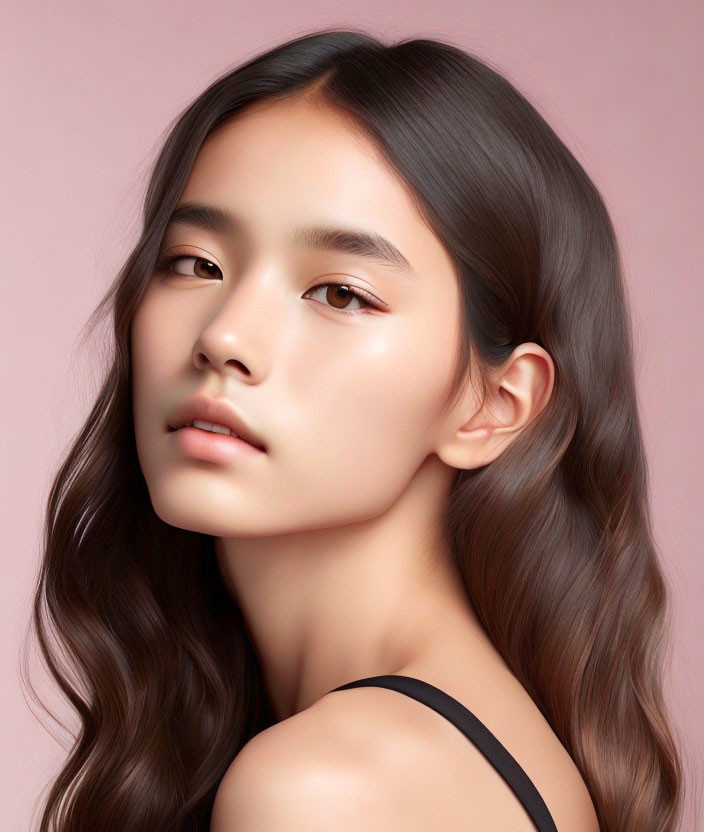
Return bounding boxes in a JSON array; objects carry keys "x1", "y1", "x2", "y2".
[{"x1": 23, "y1": 28, "x2": 684, "y2": 830}]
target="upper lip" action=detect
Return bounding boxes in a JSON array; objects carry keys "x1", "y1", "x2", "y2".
[{"x1": 168, "y1": 394, "x2": 267, "y2": 451}]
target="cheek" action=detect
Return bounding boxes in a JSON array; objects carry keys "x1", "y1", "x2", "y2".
[
  {"x1": 130, "y1": 295, "x2": 182, "y2": 482},
  {"x1": 131, "y1": 299, "x2": 163, "y2": 419},
  {"x1": 266, "y1": 319, "x2": 455, "y2": 525},
  {"x1": 131, "y1": 287, "x2": 196, "y2": 405}
]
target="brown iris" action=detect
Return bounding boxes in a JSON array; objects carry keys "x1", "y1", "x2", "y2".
[{"x1": 326, "y1": 284, "x2": 356, "y2": 309}]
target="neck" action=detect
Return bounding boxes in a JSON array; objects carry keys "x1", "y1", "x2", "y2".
[{"x1": 215, "y1": 456, "x2": 489, "y2": 722}]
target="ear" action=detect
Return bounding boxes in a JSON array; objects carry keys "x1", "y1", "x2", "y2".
[{"x1": 435, "y1": 343, "x2": 554, "y2": 471}]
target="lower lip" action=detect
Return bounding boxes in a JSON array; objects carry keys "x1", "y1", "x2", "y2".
[{"x1": 169, "y1": 426, "x2": 265, "y2": 464}]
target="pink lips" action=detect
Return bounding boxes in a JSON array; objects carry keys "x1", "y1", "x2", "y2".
[
  {"x1": 168, "y1": 393, "x2": 267, "y2": 451},
  {"x1": 170, "y1": 424, "x2": 264, "y2": 464}
]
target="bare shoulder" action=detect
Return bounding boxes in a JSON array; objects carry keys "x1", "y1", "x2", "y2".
[
  {"x1": 209, "y1": 695, "x2": 396, "y2": 831},
  {"x1": 210, "y1": 682, "x2": 597, "y2": 831}
]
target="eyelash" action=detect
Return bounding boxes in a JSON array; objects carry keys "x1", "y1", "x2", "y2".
[{"x1": 154, "y1": 252, "x2": 383, "y2": 315}]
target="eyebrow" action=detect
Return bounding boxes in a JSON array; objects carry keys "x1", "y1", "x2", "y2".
[{"x1": 163, "y1": 201, "x2": 417, "y2": 278}]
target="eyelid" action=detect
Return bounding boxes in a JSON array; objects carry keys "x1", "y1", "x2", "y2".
[
  {"x1": 310, "y1": 281, "x2": 387, "y2": 313},
  {"x1": 157, "y1": 245, "x2": 222, "y2": 270}
]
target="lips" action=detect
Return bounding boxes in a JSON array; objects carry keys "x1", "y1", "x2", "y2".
[{"x1": 168, "y1": 394, "x2": 266, "y2": 451}]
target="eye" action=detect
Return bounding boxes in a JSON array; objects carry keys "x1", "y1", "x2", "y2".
[
  {"x1": 155, "y1": 251, "x2": 385, "y2": 315},
  {"x1": 156, "y1": 253, "x2": 222, "y2": 280},
  {"x1": 303, "y1": 282, "x2": 382, "y2": 315}
]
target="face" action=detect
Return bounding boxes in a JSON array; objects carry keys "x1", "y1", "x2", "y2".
[{"x1": 131, "y1": 95, "x2": 463, "y2": 537}]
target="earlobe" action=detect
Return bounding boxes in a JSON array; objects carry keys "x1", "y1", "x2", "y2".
[
  {"x1": 434, "y1": 343, "x2": 554, "y2": 471},
  {"x1": 435, "y1": 420, "x2": 494, "y2": 471}
]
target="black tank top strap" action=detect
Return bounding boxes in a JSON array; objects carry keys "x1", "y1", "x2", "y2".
[{"x1": 327, "y1": 674, "x2": 558, "y2": 832}]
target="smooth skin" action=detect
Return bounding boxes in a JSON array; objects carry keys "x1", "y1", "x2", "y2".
[{"x1": 131, "y1": 92, "x2": 599, "y2": 830}]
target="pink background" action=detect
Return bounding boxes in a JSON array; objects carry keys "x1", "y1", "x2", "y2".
[{"x1": 3, "y1": 1, "x2": 702, "y2": 828}]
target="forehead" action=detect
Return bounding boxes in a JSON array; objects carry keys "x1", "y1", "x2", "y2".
[
  {"x1": 190, "y1": 97, "x2": 410, "y2": 219},
  {"x1": 176, "y1": 97, "x2": 455, "y2": 282}
]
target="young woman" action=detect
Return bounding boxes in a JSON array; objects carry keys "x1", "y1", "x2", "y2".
[{"x1": 28, "y1": 28, "x2": 683, "y2": 831}]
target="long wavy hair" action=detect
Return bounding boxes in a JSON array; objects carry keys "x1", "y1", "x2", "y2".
[{"x1": 22, "y1": 27, "x2": 684, "y2": 831}]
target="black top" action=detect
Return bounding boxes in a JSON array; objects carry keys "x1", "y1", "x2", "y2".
[{"x1": 327, "y1": 674, "x2": 558, "y2": 832}]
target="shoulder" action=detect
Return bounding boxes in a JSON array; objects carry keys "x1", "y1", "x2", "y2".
[
  {"x1": 210, "y1": 689, "x2": 417, "y2": 831},
  {"x1": 209, "y1": 718, "x2": 384, "y2": 831},
  {"x1": 210, "y1": 685, "x2": 544, "y2": 831}
]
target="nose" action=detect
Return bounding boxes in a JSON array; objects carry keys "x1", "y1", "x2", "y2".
[{"x1": 190, "y1": 267, "x2": 281, "y2": 381}]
